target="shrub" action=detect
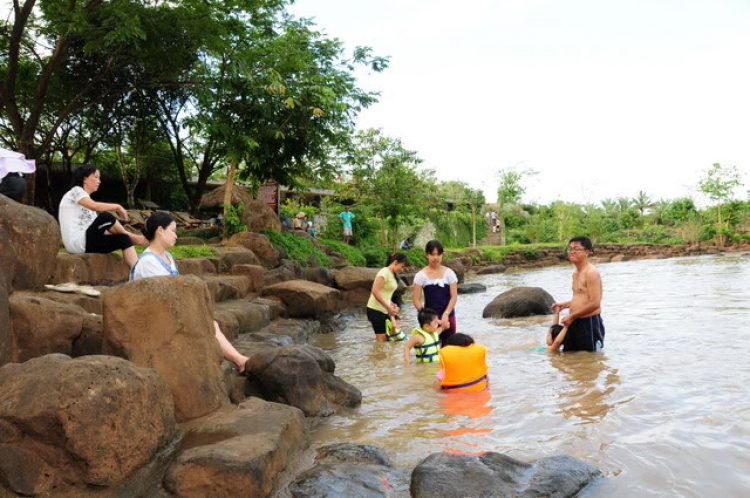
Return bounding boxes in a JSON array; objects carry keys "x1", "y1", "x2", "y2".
[
  {"x1": 135, "y1": 245, "x2": 215, "y2": 259},
  {"x1": 523, "y1": 247, "x2": 540, "y2": 260},
  {"x1": 263, "y1": 230, "x2": 330, "y2": 267},
  {"x1": 318, "y1": 239, "x2": 367, "y2": 267}
]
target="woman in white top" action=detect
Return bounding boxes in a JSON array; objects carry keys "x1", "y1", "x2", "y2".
[
  {"x1": 130, "y1": 212, "x2": 250, "y2": 373},
  {"x1": 412, "y1": 239, "x2": 458, "y2": 347},
  {"x1": 58, "y1": 166, "x2": 146, "y2": 268}
]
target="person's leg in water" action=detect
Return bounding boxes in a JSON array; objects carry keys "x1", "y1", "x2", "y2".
[{"x1": 214, "y1": 321, "x2": 250, "y2": 372}]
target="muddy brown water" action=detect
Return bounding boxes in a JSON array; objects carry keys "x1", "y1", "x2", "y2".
[{"x1": 308, "y1": 252, "x2": 750, "y2": 497}]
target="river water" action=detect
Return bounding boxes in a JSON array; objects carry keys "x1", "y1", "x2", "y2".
[{"x1": 308, "y1": 252, "x2": 750, "y2": 497}]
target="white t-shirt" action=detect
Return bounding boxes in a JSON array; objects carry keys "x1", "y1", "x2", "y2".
[
  {"x1": 130, "y1": 249, "x2": 178, "y2": 281},
  {"x1": 413, "y1": 267, "x2": 458, "y2": 288},
  {"x1": 59, "y1": 186, "x2": 96, "y2": 253}
]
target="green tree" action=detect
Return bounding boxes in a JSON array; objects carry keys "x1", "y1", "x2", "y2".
[
  {"x1": 496, "y1": 169, "x2": 533, "y2": 245},
  {"x1": 698, "y1": 163, "x2": 744, "y2": 245}
]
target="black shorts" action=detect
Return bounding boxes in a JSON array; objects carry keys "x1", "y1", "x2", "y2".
[
  {"x1": 85, "y1": 212, "x2": 133, "y2": 254},
  {"x1": 562, "y1": 314, "x2": 605, "y2": 352},
  {"x1": 366, "y1": 307, "x2": 389, "y2": 335}
]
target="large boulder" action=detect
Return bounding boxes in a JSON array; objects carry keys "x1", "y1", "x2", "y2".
[
  {"x1": 103, "y1": 276, "x2": 228, "y2": 422},
  {"x1": 410, "y1": 452, "x2": 601, "y2": 498},
  {"x1": 9, "y1": 293, "x2": 84, "y2": 362},
  {"x1": 242, "y1": 344, "x2": 361, "y2": 417},
  {"x1": 0, "y1": 276, "x2": 11, "y2": 367},
  {"x1": 482, "y1": 287, "x2": 555, "y2": 318},
  {"x1": 0, "y1": 355, "x2": 178, "y2": 495},
  {"x1": 0, "y1": 195, "x2": 60, "y2": 291},
  {"x1": 332, "y1": 266, "x2": 379, "y2": 290},
  {"x1": 164, "y1": 398, "x2": 305, "y2": 498},
  {"x1": 261, "y1": 280, "x2": 340, "y2": 319},
  {"x1": 216, "y1": 246, "x2": 262, "y2": 271},
  {"x1": 240, "y1": 198, "x2": 282, "y2": 233},
  {"x1": 475, "y1": 264, "x2": 507, "y2": 275},
  {"x1": 289, "y1": 444, "x2": 400, "y2": 498},
  {"x1": 228, "y1": 231, "x2": 281, "y2": 267},
  {"x1": 52, "y1": 253, "x2": 129, "y2": 285},
  {"x1": 444, "y1": 259, "x2": 465, "y2": 284}
]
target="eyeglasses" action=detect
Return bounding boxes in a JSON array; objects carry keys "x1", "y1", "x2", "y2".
[{"x1": 568, "y1": 247, "x2": 587, "y2": 253}]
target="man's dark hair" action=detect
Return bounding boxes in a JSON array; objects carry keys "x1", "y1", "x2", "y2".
[
  {"x1": 446, "y1": 333, "x2": 475, "y2": 347},
  {"x1": 417, "y1": 308, "x2": 438, "y2": 328},
  {"x1": 568, "y1": 236, "x2": 593, "y2": 252},
  {"x1": 72, "y1": 165, "x2": 99, "y2": 188},
  {"x1": 425, "y1": 239, "x2": 444, "y2": 255},
  {"x1": 550, "y1": 324, "x2": 564, "y2": 341}
]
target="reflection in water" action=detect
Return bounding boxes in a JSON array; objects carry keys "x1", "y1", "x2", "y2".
[
  {"x1": 308, "y1": 253, "x2": 750, "y2": 498},
  {"x1": 549, "y1": 352, "x2": 620, "y2": 423}
]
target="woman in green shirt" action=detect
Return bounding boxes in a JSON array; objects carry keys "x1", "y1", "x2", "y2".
[{"x1": 367, "y1": 252, "x2": 409, "y2": 342}]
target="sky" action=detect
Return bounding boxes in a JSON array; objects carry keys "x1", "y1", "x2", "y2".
[{"x1": 289, "y1": 0, "x2": 750, "y2": 205}]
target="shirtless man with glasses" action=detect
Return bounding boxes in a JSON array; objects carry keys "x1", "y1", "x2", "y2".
[{"x1": 551, "y1": 236, "x2": 605, "y2": 351}]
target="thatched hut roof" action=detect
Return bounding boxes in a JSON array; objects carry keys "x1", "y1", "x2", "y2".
[{"x1": 200, "y1": 183, "x2": 253, "y2": 209}]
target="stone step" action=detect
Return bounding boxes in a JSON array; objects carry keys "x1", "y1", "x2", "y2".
[
  {"x1": 212, "y1": 297, "x2": 285, "y2": 340},
  {"x1": 53, "y1": 253, "x2": 129, "y2": 285}
]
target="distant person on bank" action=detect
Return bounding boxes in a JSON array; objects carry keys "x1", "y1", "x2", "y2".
[
  {"x1": 339, "y1": 205, "x2": 355, "y2": 244},
  {"x1": 130, "y1": 212, "x2": 251, "y2": 373},
  {"x1": 552, "y1": 236, "x2": 605, "y2": 351},
  {"x1": 412, "y1": 239, "x2": 459, "y2": 347},
  {"x1": 58, "y1": 165, "x2": 146, "y2": 269},
  {"x1": 366, "y1": 252, "x2": 409, "y2": 343}
]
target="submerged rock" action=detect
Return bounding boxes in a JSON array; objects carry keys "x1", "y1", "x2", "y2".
[
  {"x1": 482, "y1": 287, "x2": 555, "y2": 318},
  {"x1": 457, "y1": 283, "x2": 487, "y2": 294},
  {"x1": 164, "y1": 398, "x2": 305, "y2": 498},
  {"x1": 410, "y1": 452, "x2": 601, "y2": 498},
  {"x1": 475, "y1": 264, "x2": 507, "y2": 275},
  {"x1": 289, "y1": 444, "x2": 399, "y2": 498},
  {"x1": 242, "y1": 344, "x2": 361, "y2": 417},
  {"x1": 0, "y1": 355, "x2": 178, "y2": 495}
]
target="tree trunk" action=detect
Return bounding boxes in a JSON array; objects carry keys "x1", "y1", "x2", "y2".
[
  {"x1": 470, "y1": 205, "x2": 477, "y2": 248},
  {"x1": 222, "y1": 162, "x2": 237, "y2": 242}
]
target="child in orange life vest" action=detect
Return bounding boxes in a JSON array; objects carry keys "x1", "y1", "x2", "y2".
[
  {"x1": 546, "y1": 310, "x2": 569, "y2": 352},
  {"x1": 404, "y1": 308, "x2": 442, "y2": 363},
  {"x1": 434, "y1": 333, "x2": 489, "y2": 392}
]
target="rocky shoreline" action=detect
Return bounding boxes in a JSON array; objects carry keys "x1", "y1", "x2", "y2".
[{"x1": 8, "y1": 196, "x2": 747, "y2": 497}]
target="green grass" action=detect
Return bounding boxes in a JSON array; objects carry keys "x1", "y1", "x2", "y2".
[
  {"x1": 318, "y1": 239, "x2": 367, "y2": 267},
  {"x1": 264, "y1": 230, "x2": 330, "y2": 267},
  {"x1": 448, "y1": 243, "x2": 566, "y2": 263},
  {"x1": 135, "y1": 245, "x2": 216, "y2": 259}
]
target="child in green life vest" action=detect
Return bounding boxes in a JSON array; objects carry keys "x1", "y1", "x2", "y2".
[
  {"x1": 386, "y1": 314, "x2": 406, "y2": 342},
  {"x1": 404, "y1": 308, "x2": 442, "y2": 363}
]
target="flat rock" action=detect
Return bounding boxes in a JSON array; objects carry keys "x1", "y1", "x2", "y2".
[
  {"x1": 304, "y1": 267, "x2": 335, "y2": 287},
  {"x1": 9, "y1": 293, "x2": 84, "y2": 362},
  {"x1": 103, "y1": 276, "x2": 228, "y2": 422},
  {"x1": 38, "y1": 289, "x2": 102, "y2": 314},
  {"x1": 0, "y1": 355, "x2": 178, "y2": 493},
  {"x1": 410, "y1": 452, "x2": 601, "y2": 498},
  {"x1": 176, "y1": 257, "x2": 217, "y2": 276},
  {"x1": 482, "y1": 287, "x2": 555, "y2": 318},
  {"x1": 53, "y1": 253, "x2": 129, "y2": 285},
  {"x1": 0, "y1": 196, "x2": 60, "y2": 291},
  {"x1": 261, "y1": 280, "x2": 340, "y2": 319},
  {"x1": 164, "y1": 398, "x2": 305, "y2": 498},
  {"x1": 316, "y1": 443, "x2": 392, "y2": 466},
  {"x1": 216, "y1": 246, "x2": 262, "y2": 271},
  {"x1": 200, "y1": 274, "x2": 252, "y2": 302},
  {"x1": 332, "y1": 267, "x2": 379, "y2": 291},
  {"x1": 475, "y1": 265, "x2": 507, "y2": 275},
  {"x1": 457, "y1": 283, "x2": 487, "y2": 294},
  {"x1": 230, "y1": 264, "x2": 265, "y2": 292}
]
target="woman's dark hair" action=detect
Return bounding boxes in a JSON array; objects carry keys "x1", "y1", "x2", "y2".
[
  {"x1": 141, "y1": 212, "x2": 175, "y2": 241},
  {"x1": 446, "y1": 333, "x2": 475, "y2": 347},
  {"x1": 550, "y1": 324, "x2": 564, "y2": 341},
  {"x1": 72, "y1": 165, "x2": 99, "y2": 188},
  {"x1": 385, "y1": 252, "x2": 409, "y2": 266},
  {"x1": 425, "y1": 239, "x2": 444, "y2": 255}
]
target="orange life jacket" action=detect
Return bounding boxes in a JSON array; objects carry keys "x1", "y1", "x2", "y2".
[{"x1": 439, "y1": 344, "x2": 488, "y2": 392}]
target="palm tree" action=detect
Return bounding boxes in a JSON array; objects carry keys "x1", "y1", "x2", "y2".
[
  {"x1": 616, "y1": 197, "x2": 633, "y2": 214},
  {"x1": 632, "y1": 190, "x2": 654, "y2": 215}
]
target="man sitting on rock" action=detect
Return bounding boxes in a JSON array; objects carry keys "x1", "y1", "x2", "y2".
[{"x1": 551, "y1": 236, "x2": 605, "y2": 351}]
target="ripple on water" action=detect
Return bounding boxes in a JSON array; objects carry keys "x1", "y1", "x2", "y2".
[{"x1": 308, "y1": 253, "x2": 750, "y2": 497}]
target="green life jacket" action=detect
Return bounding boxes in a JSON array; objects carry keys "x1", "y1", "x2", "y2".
[
  {"x1": 412, "y1": 327, "x2": 440, "y2": 363},
  {"x1": 385, "y1": 319, "x2": 406, "y2": 342}
]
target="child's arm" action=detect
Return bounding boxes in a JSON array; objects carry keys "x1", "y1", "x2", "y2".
[
  {"x1": 548, "y1": 326, "x2": 569, "y2": 352},
  {"x1": 403, "y1": 335, "x2": 423, "y2": 364},
  {"x1": 552, "y1": 311, "x2": 560, "y2": 325},
  {"x1": 545, "y1": 327, "x2": 554, "y2": 346}
]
